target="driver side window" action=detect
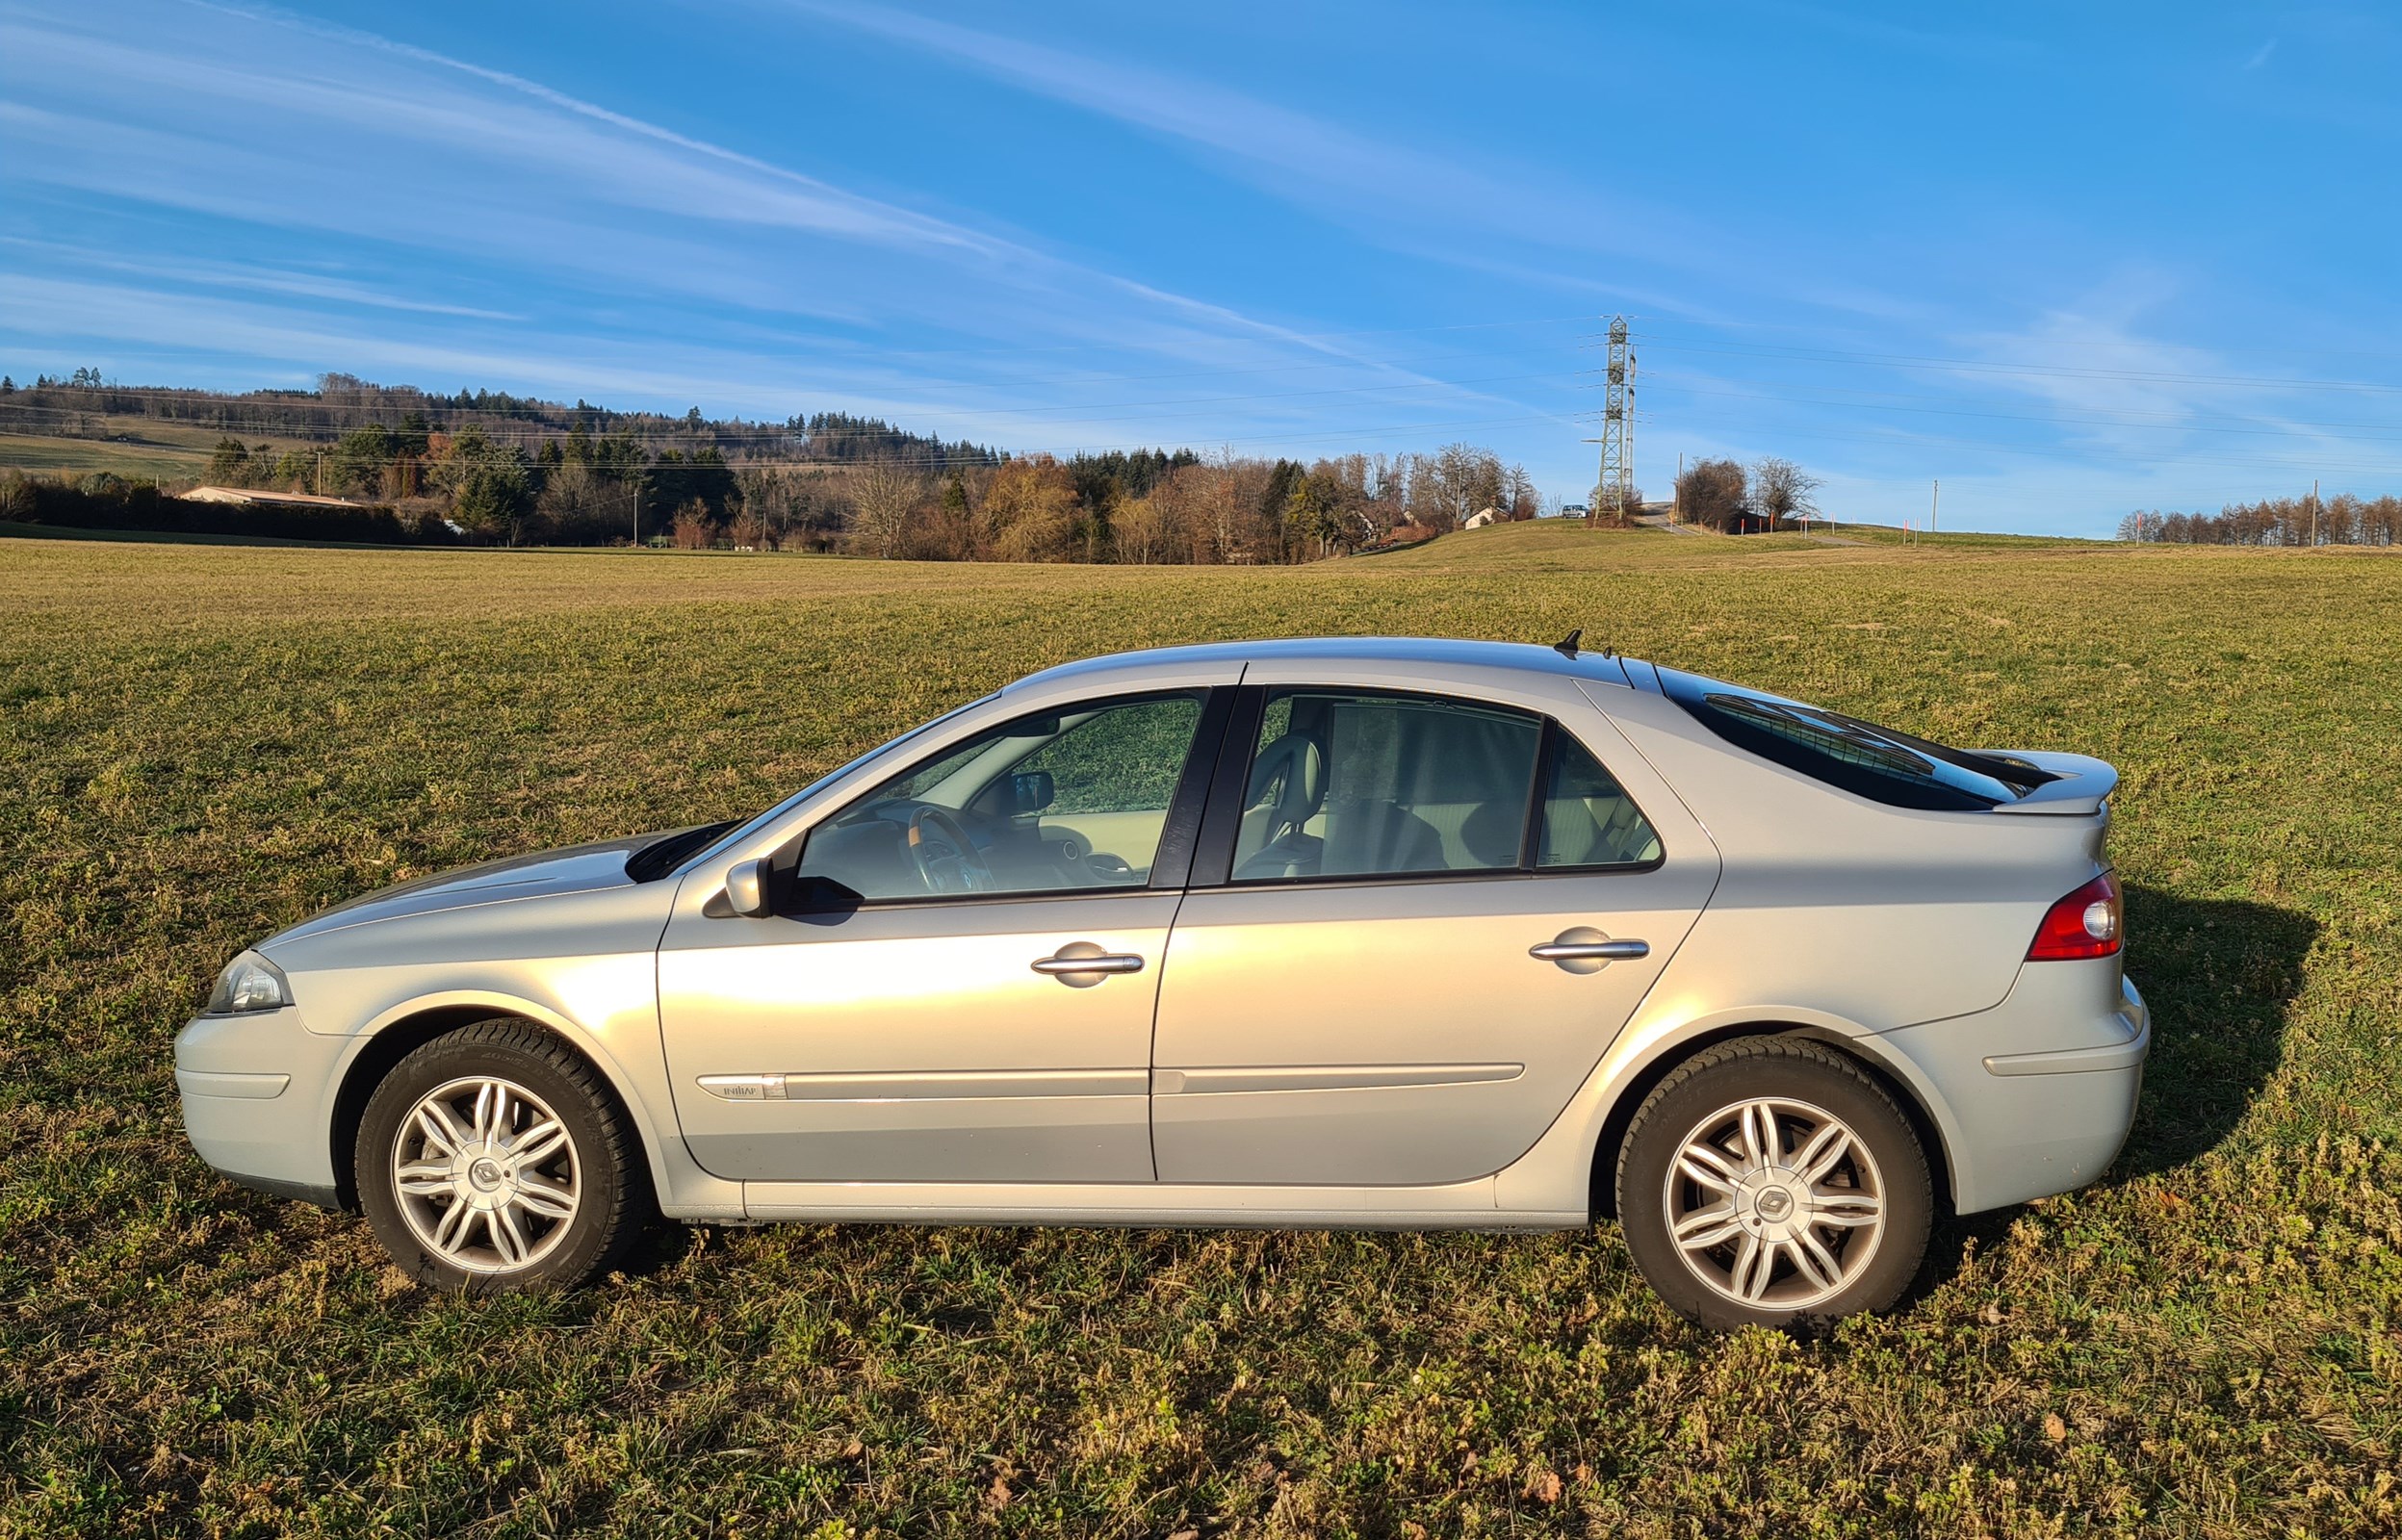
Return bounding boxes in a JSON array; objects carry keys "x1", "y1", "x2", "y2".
[{"x1": 793, "y1": 692, "x2": 1207, "y2": 903}]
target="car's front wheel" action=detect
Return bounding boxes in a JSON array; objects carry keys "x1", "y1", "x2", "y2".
[
  {"x1": 1616, "y1": 1038, "x2": 1932, "y2": 1329},
  {"x1": 356, "y1": 1020, "x2": 651, "y2": 1292}
]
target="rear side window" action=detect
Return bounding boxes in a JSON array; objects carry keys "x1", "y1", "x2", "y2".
[
  {"x1": 1658, "y1": 666, "x2": 2051, "y2": 812},
  {"x1": 1229, "y1": 690, "x2": 1542, "y2": 881},
  {"x1": 1224, "y1": 688, "x2": 1662, "y2": 883},
  {"x1": 1538, "y1": 732, "x2": 1663, "y2": 867}
]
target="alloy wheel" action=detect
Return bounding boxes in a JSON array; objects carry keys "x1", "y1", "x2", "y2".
[
  {"x1": 391, "y1": 1075, "x2": 581, "y2": 1274},
  {"x1": 1662, "y1": 1095, "x2": 1886, "y2": 1310}
]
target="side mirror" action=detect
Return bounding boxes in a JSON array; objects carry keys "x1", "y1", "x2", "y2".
[
  {"x1": 1006, "y1": 770, "x2": 1056, "y2": 817},
  {"x1": 723, "y1": 858, "x2": 774, "y2": 917}
]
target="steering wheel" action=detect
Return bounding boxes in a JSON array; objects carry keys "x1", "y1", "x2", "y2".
[{"x1": 905, "y1": 806, "x2": 996, "y2": 895}]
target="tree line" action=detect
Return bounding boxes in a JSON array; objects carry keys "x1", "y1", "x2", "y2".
[
  {"x1": 0, "y1": 371, "x2": 1549, "y2": 561},
  {"x1": 2118, "y1": 495, "x2": 2402, "y2": 547},
  {"x1": 0, "y1": 372, "x2": 1003, "y2": 471},
  {"x1": 1668, "y1": 456, "x2": 1823, "y2": 532},
  {"x1": 827, "y1": 442, "x2": 1540, "y2": 565}
]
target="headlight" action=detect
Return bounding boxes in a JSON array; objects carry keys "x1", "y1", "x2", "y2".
[{"x1": 204, "y1": 951, "x2": 293, "y2": 1014}]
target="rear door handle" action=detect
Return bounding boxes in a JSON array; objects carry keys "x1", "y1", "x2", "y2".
[
  {"x1": 1529, "y1": 938, "x2": 1649, "y2": 962},
  {"x1": 1031, "y1": 950, "x2": 1146, "y2": 976}
]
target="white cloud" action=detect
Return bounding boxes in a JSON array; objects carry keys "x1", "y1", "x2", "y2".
[
  {"x1": 775, "y1": 0, "x2": 1745, "y2": 287},
  {"x1": 0, "y1": 0, "x2": 1522, "y2": 423}
]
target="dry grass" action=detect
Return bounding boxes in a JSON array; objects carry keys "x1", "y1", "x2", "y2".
[
  {"x1": 3, "y1": 524, "x2": 2398, "y2": 1537},
  {"x1": 0, "y1": 418, "x2": 331, "y2": 482}
]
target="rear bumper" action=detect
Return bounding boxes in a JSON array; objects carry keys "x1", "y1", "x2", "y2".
[
  {"x1": 1878, "y1": 970, "x2": 2148, "y2": 1214},
  {"x1": 174, "y1": 1010, "x2": 346, "y2": 1208}
]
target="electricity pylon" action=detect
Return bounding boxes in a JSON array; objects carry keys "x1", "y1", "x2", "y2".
[{"x1": 1587, "y1": 316, "x2": 1635, "y2": 524}]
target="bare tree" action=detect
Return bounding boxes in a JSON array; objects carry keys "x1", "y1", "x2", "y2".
[
  {"x1": 849, "y1": 462, "x2": 923, "y2": 559},
  {"x1": 980, "y1": 456, "x2": 1079, "y2": 562},
  {"x1": 1502, "y1": 462, "x2": 1539, "y2": 521},
  {"x1": 536, "y1": 458, "x2": 609, "y2": 542},
  {"x1": 1749, "y1": 457, "x2": 1822, "y2": 531},
  {"x1": 1195, "y1": 449, "x2": 1253, "y2": 563},
  {"x1": 1111, "y1": 492, "x2": 1175, "y2": 563},
  {"x1": 1419, "y1": 443, "x2": 1503, "y2": 529}
]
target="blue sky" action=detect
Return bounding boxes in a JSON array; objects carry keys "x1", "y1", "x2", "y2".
[{"x1": 5, "y1": 1, "x2": 2400, "y2": 534}]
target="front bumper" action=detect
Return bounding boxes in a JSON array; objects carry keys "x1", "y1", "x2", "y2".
[
  {"x1": 174, "y1": 1009, "x2": 347, "y2": 1208},
  {"x1": 1878, "y1": 970, "x2": 2149, "y2": 1214}
]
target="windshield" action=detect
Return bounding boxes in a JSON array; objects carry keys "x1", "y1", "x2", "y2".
[
  {"x1": 642, "y1": 691, "x2": 1000, "y2": 877},
  {"x1": 1657, "y1": 666, "x2": 2052, "y2": 811}
]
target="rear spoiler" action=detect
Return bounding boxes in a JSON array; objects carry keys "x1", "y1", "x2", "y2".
[{"x1": 1977, "y1": 751, "x2": 2119, "y2": 816}]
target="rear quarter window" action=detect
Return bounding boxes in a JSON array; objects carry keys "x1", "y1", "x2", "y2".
[{"x1": 1657, "y1": 666, "x2": 2050, "y2": 812}]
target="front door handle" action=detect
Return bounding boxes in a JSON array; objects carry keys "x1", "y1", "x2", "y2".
[
  {"x1": 1031, "y1": 943, "x2": 1146, "y2": 981},
  {"x1": 1530, "y1": 937, "x2": 1649, "y2": 962}
]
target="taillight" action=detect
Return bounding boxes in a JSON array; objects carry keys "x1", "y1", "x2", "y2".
[{"x1": 2027, "y1": 871, "x2": 2123, "y2": 961}]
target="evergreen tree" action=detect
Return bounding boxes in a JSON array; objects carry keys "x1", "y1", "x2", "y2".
[{"x1": 207, "y1": 437, "x2": 252, "y2": 484}]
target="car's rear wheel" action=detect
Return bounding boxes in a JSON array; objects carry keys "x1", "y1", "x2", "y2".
[
  {"x1": 1616, "y1": 1038, "x2": 1931, "y2": 1329},
  {"x1": 356, "y1": 1020, "x2": 650, "y2": 1292}
]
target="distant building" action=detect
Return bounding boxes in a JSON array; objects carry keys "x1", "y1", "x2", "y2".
[
  {"x1": 181, "y1": 485, "x2": 369, "y2": 509},
  {"x1": 1463, "y1": 507, "x2": 1501, "y2": 529}
]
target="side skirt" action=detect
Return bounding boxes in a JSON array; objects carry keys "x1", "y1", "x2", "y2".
[{"x1": 723, "y1": 1174, "x2": 1586, "y2": 1232}]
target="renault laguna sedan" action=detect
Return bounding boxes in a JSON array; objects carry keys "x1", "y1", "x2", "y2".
[{"x1": 175, "y1": 637, "x2": 2146, "y2": 1328}]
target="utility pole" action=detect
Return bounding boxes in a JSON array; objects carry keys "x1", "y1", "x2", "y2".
[
  {"x1": 2311, "y1": 478, "x2": 2319, "y2": 548},
  {"x1": 1584, "y1": 316, "x2": 1636, "y2": 524},
  {"x1": 633, "y1": 482, "x2": 641, "y2": 549},
  {"x1": 1674, "y1": 450, "x2": 1684, "y2": 526},
  {"x1": 1930, "y1": 478, "x2": 1940, "y2": 536}
]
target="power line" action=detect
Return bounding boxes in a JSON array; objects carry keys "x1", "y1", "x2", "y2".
[
  {"x1": 1633, "y1": 333, "x2": 2402, "y2": 398},
  {"x1": 1638, "y1": 378, "x2": 2402, "y2": 447}
]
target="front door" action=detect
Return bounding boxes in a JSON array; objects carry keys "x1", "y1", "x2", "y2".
[
  {"x1": 660, "y1": 689, "x2": 1225, "y2": 1183},
  {"x1": 1150, "y1": 685, "x2": 1718, "y2": 1187}
]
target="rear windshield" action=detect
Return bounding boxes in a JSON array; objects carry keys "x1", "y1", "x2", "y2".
[{"x1": 1657, "y1": 666, "x2": 2053, "y2": 811}]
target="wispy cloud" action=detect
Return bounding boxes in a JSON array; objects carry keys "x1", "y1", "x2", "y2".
[
  {"x1": 775, "y1": 1, "x2": 1743, "y2": 287},
  {"x1": 0, "y1": 238, "x2": 524, "y2": 321},
  {"x1": 787, "y1": 1, "x2": 1472, "y2": 204},
  {"x1": 2245, "y1": 38, "x2": 2279, "y2": 69},
  {"x1": 0, "y1": 1, "x2": 1502, "y2": 409}
]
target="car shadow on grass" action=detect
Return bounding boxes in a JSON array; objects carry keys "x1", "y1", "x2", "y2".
[
  {"x1": 2111, "y1": 883, "x2": 2314, "y2": 1177},
  {"x1": 1914, "y1": 883, "x2": 2313, "y2": 1296}
]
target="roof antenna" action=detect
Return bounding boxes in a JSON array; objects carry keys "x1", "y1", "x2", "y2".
[{"x1": 1553, "y1": 628, "x2": 1583, "y2": 658}]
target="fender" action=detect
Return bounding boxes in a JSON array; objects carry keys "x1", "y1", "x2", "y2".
[
  {"x1": 334, "y1": 987, "x2": 746, "y2": 1220},
  {"x1": 1491, "y1": 1002, "x2": 1970, "y2": 1217}
]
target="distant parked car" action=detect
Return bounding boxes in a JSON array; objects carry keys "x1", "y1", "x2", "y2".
[{"x1": 176, "y1": 637, "x2": 2144, "y2": 1327}]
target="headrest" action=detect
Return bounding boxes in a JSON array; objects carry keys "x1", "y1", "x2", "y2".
[
  {"x1": 1459, "y1": 797, "x2": 1525, "y2": 868},
  {"x1": 1247, "y1": 732, "x2": 1326, "y2": 827}
]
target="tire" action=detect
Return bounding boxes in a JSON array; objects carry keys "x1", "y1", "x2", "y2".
[
  {"x1": 355, "y1": 1019, "x2": 652, "y2": 1293},
  {"x1": 1615, "y1": 1038, "x2": 1931, "y2": 1330}
]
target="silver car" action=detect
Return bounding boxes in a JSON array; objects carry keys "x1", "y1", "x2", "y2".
[{"x1": 175, "y1": 637, "x2": 2146, "y2": 1327}]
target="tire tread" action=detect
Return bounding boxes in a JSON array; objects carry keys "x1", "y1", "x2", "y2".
[
  {"x1": 357, "y1": 1017, "x2": 652, "y2": 1292},
  {"x1": 1614, "y1": 1035, "x2": 1933, "y2": 1327}
]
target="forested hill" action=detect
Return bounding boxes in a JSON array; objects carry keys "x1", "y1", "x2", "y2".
[
  {"x1": 0, "y1": 370, "x2": 1003, "y2": 473},
  {"x1": 0, "y1": 366, "x2": 1560, "y2": 562}
]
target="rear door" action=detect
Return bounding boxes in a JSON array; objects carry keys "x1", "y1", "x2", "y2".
[{"x1": 1149, "y1": 676, "x2": 1718, "y2": 1187}]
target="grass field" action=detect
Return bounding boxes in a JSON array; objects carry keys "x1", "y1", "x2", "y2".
[
  {"x1": 0, "y1": 419, "x2": 329, "y2": 482},
  {"x1": 4, "y1": 522, "x2": 2399, "y2": 1537},
  {"x1": 0, "y1": 435, "x2": 212, "y2": 480}
]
